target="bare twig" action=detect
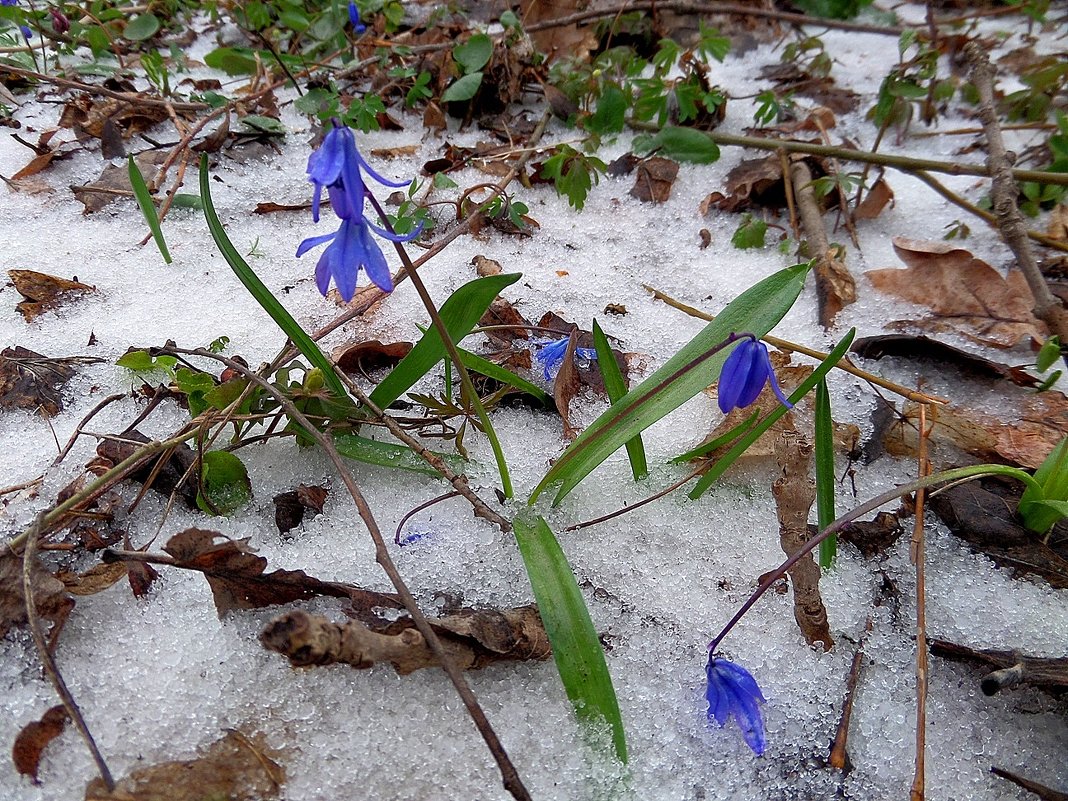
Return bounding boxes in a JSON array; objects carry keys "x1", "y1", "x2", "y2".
[
  {"x1": 910, "y1": 404, "x2": 931, "y2": 801},
  {"x1": 22, "y1": 516, "x2": 115, "y2": 791},
  {"x1": 53, "y1": 393, "x2": 126, "y2": 466},
  {"x1": 965, "y1": 41, "x2": 1068, "y2": 345}
]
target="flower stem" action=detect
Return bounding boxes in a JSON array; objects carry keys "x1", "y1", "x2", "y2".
[
  {"x1": 708, "y1": 464, "x2": 1043, "y2": 653},
  {"x1": 364, "y1": 193, "x2": 514, "y2": 499}
]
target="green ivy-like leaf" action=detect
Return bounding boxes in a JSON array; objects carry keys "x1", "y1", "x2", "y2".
[
  {"x1": 124, "y1": 13, "x2": 160, "y2": 41},
  {"x1": 453, "y1": 33, "x2": 493, "y2": 74},
  {"x1": 441, "y1": 72, "x2": 484, "y2": 103},
  {"x1": 637, "y1": 126, "x2": 720, "y2": 164},
  {"x1": 196, "y1": 451, "x2": 252, "y2": 516}
]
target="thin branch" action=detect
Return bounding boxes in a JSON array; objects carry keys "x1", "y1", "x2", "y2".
[{"x1": 910, "y1": 404, "x2": 931, "y2": 801}]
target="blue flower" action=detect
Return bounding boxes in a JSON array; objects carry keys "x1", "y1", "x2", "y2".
[
  {"x1": 0, "y1": 0, "x2": 19, "y2": 7},
  {"x1": 299, "y1": 121, "x2": 420, "y2": 299},
  {"x1": 348, "y1": 1, "x2": 366, "y2": 32},
  {"x1": 532, "y1": 337, "x2": 598, "y2": 382},
  {"x1": 305, "y1": 122, "x2": 410, "y2": 225},
  {"x1": 705, "y1": 653, "x2": 767, "y2": 755},
  {"x1": 717, "y1": 335, "x2": 793, "y2": 415},
  {"x1": 297, "y1": 216, "x2": 419, "y2": 299}
]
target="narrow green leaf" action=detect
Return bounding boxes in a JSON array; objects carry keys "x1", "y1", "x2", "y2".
[
  {"x1": 332, "y1": 433, "x2": 461, "y2": 475},
  {"x1": 689, "y1": 330, "x2": 856, "y2": 499},
  {"x1": 124, "y1": 13, "x2": 160, "y2": 41},
  {"x1": 369, "y1": 273, "x2": 521, "y2": 409},
  {"x1": 814, "y1": 379, "x2": 837, "y2": 568},
  {"x1": 196, "y1": 451, "x2": 252, "y2": 516},
  {"x1": 513, "y1": 512, "x2": 627, "y2": 762},
  {"x1": 199, "y1": 155, "x2": 350, "y2": 401},
  {"x1": 456, "y1": 346, "x2": 550, "y2": 405},
  {"x1": 441, "y1": 72, "x2": 484, "y2": 103},
  {"x1": 531, "y1": 263, "x2": 810, "y2": 506},
  {"x1": 593, "y1": 320, "x2": 647, "y2": 481},
  {"x1": 128, "y1": 156, "x2": 171, "y2": 264}
]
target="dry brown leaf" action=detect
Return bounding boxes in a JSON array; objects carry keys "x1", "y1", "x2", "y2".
[
  {"x1": 71, "y1": 150, "x2": 167, "y2": 214},
  {"x1": 552, "y1": 330, "x2": 582, "y2": 440},
  {"x1": 0, "y1": 551, "x2": 74, "y2": 647},
  {"x1": 701, "y1": 155, "x2": 786, "y2": 214},
  {"x1": 160, "y1": 528, "x2": 352, "y2": 617},
  {"x1": 57, "y1": 561, "x2": 129, "y2": 596},
  {"x1": 333, "y1": 340, "x2": 412, "y2": 376},
  {"x1": 58, "y1": 94, "x2": 169, "y2": 142},
  {"x1": 472, "y1": 254, "x2": 502, "y2": 276},
  {"x1": 0, "y1": 347, "x2": 78, "y2": 417},
  {"x1": 629, "y1": 156, "x2": 679, "y2": 203},
  {"x1": 1047, "y1": 203, "x2": 1068, "y2": 242},
  {"x1": 523, "y1": 0, "x2": 597, "y2": 64},
  {"x1": 885, "y1": 391, "x2": 1068, "y2": 469},
  {"x1": 273, "y1": 484, "x2": 328, "y2": 535},
  {"x1": 13, "y1": 705, "x2": 69, "y2": 784},
  {"x1": 370, "y1": 143, "x2": 420, "y2": 158},
  {"x1": 866, "y1": 237, "x2": 1045, "y2": 348},
  {"x1": 854, "y1": 176, "x2": 895, "y2": 220},
  {"x1": 9, "y1": 272, "x2": 96, "y2": 322},
  {"x1": 84, "y1": 730, "x2": 285, "y2": 801}
]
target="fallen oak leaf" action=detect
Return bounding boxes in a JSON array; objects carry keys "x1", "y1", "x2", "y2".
[
  {"x1": 866, "y1": 237, "x2": 1045, "y2": 348},
  {"x1": 84, "y1": 729, "x2": 285, "y2": 801},
  {"x1": 12, "y1": 705, "x2": 69, "y2": 784},
  {"x1": 9, "y1": 272, "x2": 96, "y2": 323}
]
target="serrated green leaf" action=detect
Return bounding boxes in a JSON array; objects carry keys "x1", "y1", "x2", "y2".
[
  {"x1": 453, "y1": 33, "x2": 493, "y2": 74},
  {"x1": 731, "y1": 214, "x2": 768, "y2": 250},
  {"x1": 593, "y1": 320, "x2": 646, "y2": 481},
  {"x1": 124, "y1": 13, "x2": 160, "y2": 41},
  {"x1": 441, "y1": 71, "x2": 484, "y2": 103},
  {"x1": 513, "y1": 512, "x2": 627, "y2": 762},
  {"x1": 128, "y1": 156, "x2": 172, "y2": 264},
  {"x1": 369, "y1": 273, "x2": 522, "y2": 409},
  {"x1": 196, "y1": 451, "x2": 252, "y2": 516},
  {"x1": 530, "y1": 263, "x2": 810, "y2": 506},
  {"x1": 586, "y1": 84, "x2": 627, "y2": 135}
]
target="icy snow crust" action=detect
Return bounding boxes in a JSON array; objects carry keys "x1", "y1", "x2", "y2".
[{"x1": 1, "y1": 7, "x2": 1067, "y2": 800}]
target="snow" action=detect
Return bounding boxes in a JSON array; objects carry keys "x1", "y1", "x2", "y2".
[{"x1": 1, "y1": 4, "x2": 1067, "y2": 801}]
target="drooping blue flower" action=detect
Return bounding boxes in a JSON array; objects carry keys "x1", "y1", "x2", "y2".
[
  {"x1": 532, "y1": 337, "x2": 598, "y2": 382},
  {"x1": 705, "y1": 653, "x2": 767, "y2": 755},
  {"x1": 305, "y1": 122, "x2": 410, "y2": 225},
  {"x1": 297, "y1": 216, "x2": 419, "y2": 299},
  {"x1": 717, "y1": 334, "x2": 793, "y2": 415},
  {"x1": 348, "y1": 1, "x2": 366, "y2": 32},
  {"x1": 299, "y1": 121, "x2": 420, "y2": 299}
]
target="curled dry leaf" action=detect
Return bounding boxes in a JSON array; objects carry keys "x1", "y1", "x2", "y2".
[
  {"x1": 72, "y1": 149, "x2": 167, "y2": 214},
  {"x1": 0, "y1": 550, "x2": 74, "y2": 649},
  {"x1": 9, "y1": 272, "x2": 96, "y2": 323},
  {"x1": 273, "y1": 484, "x2": 328, "y2": 535},
  {"x1": 57, "y1": 561, "x2": 129, "y2": 596},
  {"x1": 852, "y1": 334, "x2": 1040, "y2": 387},
  {"x1": 333, "y1": 340, "x2": 413, "y2": 376},
  {"x1": 630, "y1": 156, "x2": 679, "y2": 204},
  {"x1": 157, "y1": 528, "x2": 353, "y2": 617},
  {"x1": 84, "y1": 730, "x2": 285, "y2": 801},
  {"x1": 884, "y1": 390, "x2": 1068, "y2": 470},
  {"x1": 866, "y1": 237, "x2": 1045, "y2": 348},
  {"x1": 12, "y1": 705, "x2": 69, "y2": 784},
  {"x1": 0, "y1": 346, "x2": 78, "y2": 417},
  {"x1": 97, "y1": 430, "x2": 200, "y2": 509},
  {"x1": 853, "y1": 176, "x2": 894, "y2": 220}
]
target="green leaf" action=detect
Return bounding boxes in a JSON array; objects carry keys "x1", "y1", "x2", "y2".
[
  {"x1": 731, "y1": 214, "x2": 768, "y2": 250},
  {"x1": 369, "y1": 273, "x2": 522, "y2": 409},
  {"x1": 196, "y1": 451, "x2": 252, "y2": 516},
  {"x1": 170, "y1": 193, "x2": 204, "y2": 210},
  {"x1": 1019, "y1": 436, "x2": 1068, "y2": 533},
  {"x1": 204, "y1": 47, "x2": 258, "y2": 76},
  {"x1": 530, "y1": 263, "x2": 810, "y2": 506},
  {"x1": 456, "y1": 347, "x2": 550, "y2": 405},
  {"x1": 199, "y1": 155, "x2": 351, "y2": 402},
  {"x1": 1036, "y1": 336, "x2": 1062, "y2": 373},
  {"x1": 240, "y1": 115, "x2": 286, "y2": 135},
  {"x1": 117, "y1": 350, "x2": 177, "y2": 375},
  {"x1": 586, "y1": 84, "x2": 627, "y2": 136},
  {"x1": 128, "y1": 156, "x2": 172, "y2": 264},
  {"x1": 123, "y1": 13, "x2": 160, "y2": 41},
  {"x1": 441, "y1": 71, "x2": 484, "y2": 103},
  {"x1": 453, "y1": 33, "x2": 493, "y2": 74},
  {"x1": 593, "y1": 320, "x2": 647, "y2": 481},
  {"x1": 332, "y1": 433, "x2": 462, "y2": 475},
  {"x1": 513, "y1": 512, "x2": 627, "y2": 762},
  {"x1": 637, "y1": 125, "x2": 720, "y2": 164},
  {"x1": 688, "y1": 329, "x2": 856, "y2": 499},
  {"x1": 814, "y1": 379, "x2": 836, "y2": 568}
]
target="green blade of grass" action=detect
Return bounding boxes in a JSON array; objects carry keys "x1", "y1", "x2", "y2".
[
  {"x1": 669, "y1": 410, "x2": 761, "y2": 463},
  {"x1": 513, "y1": 512, "x2": 627, "y2": 762},
  {"x1": 198, "y1": 154, "x2": 350, "y2": 402},
  {"x1": 530, "y1": 262, "x2": 811, "y2": 506},
  {"x1": 688, "y1": 329, "x2": 856, "y2": 499},
  {"x1": 128, "y1": 156, "x2": 172, "y2": 264},
  {"x1": 814, "y1": 379, "x2": 837, "y2": 568},
  {"x1": 369, "y1": 273, "x2": 522, "y2": 409},
  {"x1": 332, "y1": 433, "x2": 461, "y2": 475},
  {"x1": 592, "y1": 320, "x2": 647, "y2": 481}
]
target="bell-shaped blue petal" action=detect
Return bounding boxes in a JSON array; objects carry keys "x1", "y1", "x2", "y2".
[
  {"x1": 532, "y1": 338, "x2": 599, "y2": 382},
  {"x1": 348, "y1": 1, "x2": 366, "y2": 32},
  {"x1": 299, "y1": 218, "x2": 392, "y2": 299},
  {"x1": 717, "y1": 336, "x2": 794, "y2": 414},
  {"x1": 705, "y1": 653, "x2": 767, "y2": 755}
]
